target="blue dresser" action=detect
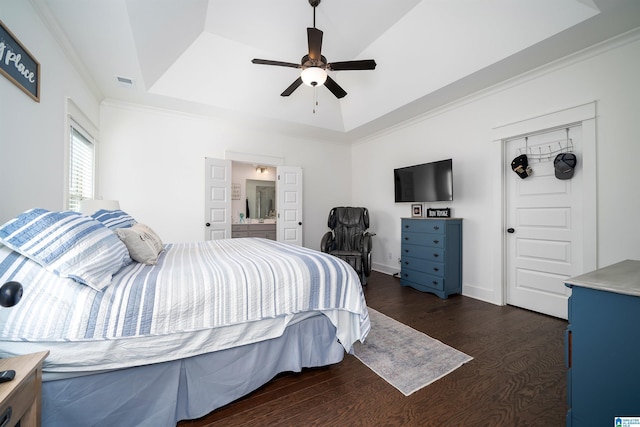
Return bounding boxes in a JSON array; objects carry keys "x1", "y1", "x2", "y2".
[
  {"x1": 400, "y1": 218, "x2": 462, "y2": 299},
  {"x1": 564, "y1": 260, "x2": 640, "y2": 426}
]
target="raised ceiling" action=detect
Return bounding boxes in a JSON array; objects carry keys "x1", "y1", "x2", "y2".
[{"x1": 36, "y1": 0, "x2": 640, "y2": 141}]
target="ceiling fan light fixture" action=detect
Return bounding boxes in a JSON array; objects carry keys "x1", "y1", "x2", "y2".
[{"x1": 301, "y1": 67, "x2": 327, "y2": 87}]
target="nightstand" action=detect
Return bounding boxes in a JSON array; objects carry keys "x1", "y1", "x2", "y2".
[{"x1": 0, "y1": 351, "x2": 49, "y2": 427}]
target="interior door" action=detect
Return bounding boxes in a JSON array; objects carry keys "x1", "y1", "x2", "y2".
[
  {"x1": 204, "y1": 157, "x2": 231, "y2": 240},
  {"x1": 505, "y1": 127, "x2": 583, "y2": 319},
  {"x1": 277, "y1": 166, "x2": 303, "y2": 246}
]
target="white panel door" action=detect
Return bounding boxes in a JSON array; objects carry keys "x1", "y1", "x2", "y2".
[
  {"x1": 204, "y1": 157, "x2": 231, "y2": 240},
  {"x1": 506, "y1": 127, "x2": 583, "y2": 319},
  {"x1": 277, "y1": 166, "x2": 303, "y2": 246}
]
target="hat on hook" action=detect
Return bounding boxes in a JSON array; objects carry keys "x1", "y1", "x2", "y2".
[
  {"x1": 554, "y1": 153, "x2": 577, "y2": 180},
  {"x1": 511, "y1": 154, "x2": 532, "y2": 179}
]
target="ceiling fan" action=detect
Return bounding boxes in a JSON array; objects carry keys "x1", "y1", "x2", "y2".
[{"x1": 251, "y1": 0, "x2": 377, "y2": 99}]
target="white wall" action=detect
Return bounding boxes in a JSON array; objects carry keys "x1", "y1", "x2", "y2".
[
  {"x1": 0, "y1": 1, "x2": 100, "y2": 223},
  {"x1": 353, "y1": 32, "x2": 640, "y2": 304},
  {"x1": 99, "y1": 102, "x2": 352, "y2": 245}
]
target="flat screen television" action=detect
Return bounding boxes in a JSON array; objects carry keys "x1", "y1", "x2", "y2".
[{"x1": 394, "y1": 159, "x2": 453, "y2": 203}]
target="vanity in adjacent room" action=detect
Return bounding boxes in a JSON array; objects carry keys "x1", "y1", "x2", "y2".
[{"x1": 231, "y1": 223, "x2": 276, "y2": 240}]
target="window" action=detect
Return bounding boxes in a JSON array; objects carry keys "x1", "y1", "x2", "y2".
[{"x1": 67, "y1": 121, "x2": 95, "y2": 211}]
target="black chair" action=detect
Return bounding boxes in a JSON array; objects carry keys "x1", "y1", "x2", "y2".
[{"x1": 320, "y1": 207, "x2": 374, "y2": 285}]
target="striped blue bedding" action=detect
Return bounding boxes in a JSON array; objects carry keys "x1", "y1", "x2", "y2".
[{"x1": 0, "y1": 238, "x2": 369, "y2": 372}]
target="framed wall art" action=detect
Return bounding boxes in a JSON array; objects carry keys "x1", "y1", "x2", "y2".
[{"x1": 0, "y1": 19, "x2": 40, "y2": 102}]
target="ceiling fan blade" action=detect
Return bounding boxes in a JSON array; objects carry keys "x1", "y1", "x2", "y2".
[
  {"x1": 281, "y1": 77, "x2": 303, "y2": 97},
  {"x1": 307, "y1": 27, "x2": 323, "y2": 61},
  {"x1": 327, "y1": 59, "x2": 377, "y2": 71},
  {"x1": 324, "y1": 76, "x2": 347, "y2": 99},
  {"x1": 252, "y1": 59, "x2": 301, "y2": 69}
]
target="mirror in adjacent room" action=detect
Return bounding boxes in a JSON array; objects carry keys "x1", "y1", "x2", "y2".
[{"x1": 246, "y1": 179, "x2": 276, "y2": 219}]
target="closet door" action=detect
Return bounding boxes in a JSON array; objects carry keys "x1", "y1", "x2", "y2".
[{"x1": 505, "y1": 127, "x2": 583, "y2": 319}]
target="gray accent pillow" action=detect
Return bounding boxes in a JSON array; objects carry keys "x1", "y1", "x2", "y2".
[{"x1": 115, "y1": 223, "x2": 164, "y2": 265}]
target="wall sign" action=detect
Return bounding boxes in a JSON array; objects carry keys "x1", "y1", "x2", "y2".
[
  {"x1": 0, "y1": 20, "x2": 40, "y2": 102},
  {"x1": 426, "y1": 208, "x2": 451, "y2": 218}
]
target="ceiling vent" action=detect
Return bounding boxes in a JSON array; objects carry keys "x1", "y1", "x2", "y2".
[{"x1": 115, "y1": 76, "x2": 134, "y2": 86}]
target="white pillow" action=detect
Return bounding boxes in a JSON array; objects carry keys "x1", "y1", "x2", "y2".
[{"x1": 115, "y1": 223, "x2": 164, "y2": 265}]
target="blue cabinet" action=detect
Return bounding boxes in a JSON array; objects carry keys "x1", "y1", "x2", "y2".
[
  {"x1": 400, "y1": 218, "x2": 462, "y2": 299},
  {"x1": 565, "y1": 260, "x2": 640, "y2": 426}
]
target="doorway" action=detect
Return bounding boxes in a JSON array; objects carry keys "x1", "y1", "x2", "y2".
[{"x1": 204, "y1": 155, "x2": 303, "y2": 246}]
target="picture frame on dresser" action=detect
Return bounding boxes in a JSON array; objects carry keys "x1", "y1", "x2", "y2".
[{"x1": 411, "y1": 204, "x2": 423, "y2": 218}]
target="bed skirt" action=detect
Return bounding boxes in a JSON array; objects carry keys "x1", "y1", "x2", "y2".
[{"x1": 41, "y1": 314, "x2": 345, "y2": 427}]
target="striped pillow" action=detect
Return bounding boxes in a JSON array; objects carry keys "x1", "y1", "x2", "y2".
[
  {"x1": 0, "y1": 208, "x2": 132, "y2": 291},
  {"x1": 91, "y1": 209, "x2": 137, "y2": 229}
]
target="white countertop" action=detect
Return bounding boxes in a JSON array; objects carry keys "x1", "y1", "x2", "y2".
[{"x1": 565, "y1": 259, "x2": 640, "y2": 297}]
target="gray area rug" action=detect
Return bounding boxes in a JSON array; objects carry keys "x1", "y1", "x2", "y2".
[{"x1": 353, "y1": 308, "x2": 473, "y2": 396}]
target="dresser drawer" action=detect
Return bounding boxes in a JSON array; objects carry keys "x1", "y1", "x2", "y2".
[
  {"x1": 401, "y1": 233, "x2": 444, "y2": 248},
  {"x1": 401, "y1": 256, "x2": 445, "y2": 277},
  {"x1": 402, "y1": 219, "x2": 446, "y2": 234},
  {"x1": 401, "y1": 243, "x2": 444, "y2": 262},
  {"x1": 423, "y1": 233, "x2": 445, "y2": 248},
  {"x1": 401, "y1": 270, "x2": 444, "y2": 291}
]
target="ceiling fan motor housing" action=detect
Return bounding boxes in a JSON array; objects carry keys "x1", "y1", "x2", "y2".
[{"x1": 301, "y1": 54, "x2": 327, "y2": 69}]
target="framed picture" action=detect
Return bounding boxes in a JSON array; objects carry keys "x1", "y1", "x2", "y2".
[
  {"x1": 0, "y1": 19, "x2": 40, "y2": 102},
  {"x1": 411, "y1": 203, "x2": 423, "y2": 218},
  {"x1": 231, "y1": 183, "x2": 241, "y2": 200}
]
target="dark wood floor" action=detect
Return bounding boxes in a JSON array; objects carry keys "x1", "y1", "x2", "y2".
[{"x1": 179, "y1": 271, "x2": 568, "y2": 426}]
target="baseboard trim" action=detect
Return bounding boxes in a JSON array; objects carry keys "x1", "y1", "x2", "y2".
[
  {"x1": 371, "y1": 265, "x2": 501, "y2": 307},
  {"x1": 372, "y1": 263, "x2": 399, "y2": 277},
  {"x1": 460, "y1": 284, "x2": 502, "y2": 306}
]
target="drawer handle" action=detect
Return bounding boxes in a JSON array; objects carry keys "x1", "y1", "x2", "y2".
[
  {"x1": 433, "y1": 240, "x2": 439, "y2": 244},
  {"x1": 404, "y1": 261, "x2": 409, "y2": 265},
  {"x1": 433, "y1": 267, "x2": 439, "y2": 272},
  {"x1": 403, "y1": 273, "x2": 409, "y2": 277},
  {"x1": 1, "y1": 407, "x2": 12, "y2": 427},
  {"x1": 404, "y1": 249, "x2": 409, "y2": 253},
  {"x1": 432, "y1": 281, "x2": 438, "y2": 285},
  {"x1": 433, "y1": 253, "x2": 439, "y2": 258},
  {"x1": 433, "y1": 226, "x2": 440, "y2": 230},
  {"x1": 404, "y1": 237, "x2": 409, "y2": 241}
]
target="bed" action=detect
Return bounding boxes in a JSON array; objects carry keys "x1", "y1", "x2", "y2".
[{"x1": 0, "y1": 208, "x2": 370, "y2": 426}]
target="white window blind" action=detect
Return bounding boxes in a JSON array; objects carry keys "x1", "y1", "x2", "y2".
[{"x1": 68, "y1": 123, "x2": 95, "y2": 211}]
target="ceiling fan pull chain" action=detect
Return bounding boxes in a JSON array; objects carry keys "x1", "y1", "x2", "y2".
[{"x1": 313, "y1": 86, "x2": 318, "y2": 114}]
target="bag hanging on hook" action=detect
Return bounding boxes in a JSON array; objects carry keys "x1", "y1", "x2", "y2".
[{"x1": 511, "y1": 154, "x2": 532, "y2": 179}]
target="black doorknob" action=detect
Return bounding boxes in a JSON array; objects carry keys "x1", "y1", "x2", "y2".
[
  {"x1": 205, "y1": 223, "x2": 211, "y2": 227},
  {"x1": 507, "y1": 228, "x2": 515, "y2": 233},
  {"x1": 298, "y1": 222, "x2": 302, "y2": 226}
]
